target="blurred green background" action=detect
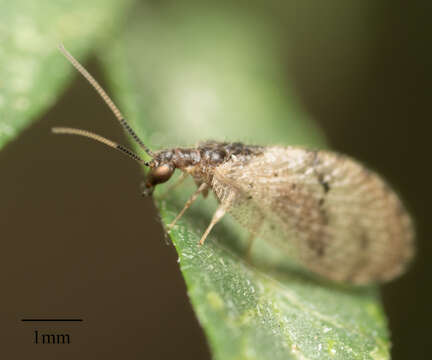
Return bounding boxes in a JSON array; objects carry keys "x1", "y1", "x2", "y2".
[{"x1": 0, "y1": 1, "x2": 430, "y2": 359}]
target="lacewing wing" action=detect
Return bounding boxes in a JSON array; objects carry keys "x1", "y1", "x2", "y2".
[{"x1": 52, "y1": 45, "x2": 415, "y2": 285}]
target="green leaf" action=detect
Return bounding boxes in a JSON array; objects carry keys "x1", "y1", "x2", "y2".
[
  {"x1": 101, "y1": 3, "x2": 390, "y2": 359},
  {"x1": 0, "y1": 0, "x2": 134, "y2": 150}
]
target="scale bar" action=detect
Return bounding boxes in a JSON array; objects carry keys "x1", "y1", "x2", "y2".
[{"x1": 21, "y1": 319, "x2": 83, "y2": 322}]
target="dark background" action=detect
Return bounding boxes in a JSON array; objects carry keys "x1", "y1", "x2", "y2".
[{"x1": 1, "y1": 1, "x2": 431, "y2": 359}]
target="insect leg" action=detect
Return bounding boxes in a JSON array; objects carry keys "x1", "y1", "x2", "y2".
[
  {"x1": 199, "y1": 200, "x2": 232, "y2": 246},
  {"x1": 166, "y1": 182, "x2": 209, "y2": 232},
  {"x1": 245, "y1": 234, "x2": 256, "y2": 260},
  {"x1": 243, "y1": 214, "x2": 265, "y2": 260},
  {"x1": 245, "y1": 217, "x2": 264, "y2": 259},
  {"x1": 194, "y1": 180, "x2": 209, "y2": 198}
]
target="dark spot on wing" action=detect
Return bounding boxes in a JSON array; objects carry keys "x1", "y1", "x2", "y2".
[
  {"x1": 319, "y1": 205, "x2": 329, "y2": 225},
  {"x1": 316, "y1": 172, "x2": 330, "y2": 193},
  {"x1": 321, "y1": 179, "x2": 330, "y2": 193},
  {"x1": 307, "y1": 236, "x2": 326, "y2": 257}
]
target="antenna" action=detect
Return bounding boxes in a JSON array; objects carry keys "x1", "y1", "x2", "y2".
[
  {"x1": 57, "y1": 44, "x2": 154, "y2": 158},
  {"x1": 52, "y1": 127, "x2": 148, "y2": 165}
]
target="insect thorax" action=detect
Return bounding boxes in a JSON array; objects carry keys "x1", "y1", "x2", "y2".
[{"x1": 152, "y1": 141, "x2": 263, "y2": 174}]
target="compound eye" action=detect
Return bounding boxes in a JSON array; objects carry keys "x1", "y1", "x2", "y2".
[{"x1": 150, "y1": 164, "x2": 174, "y2": 185}]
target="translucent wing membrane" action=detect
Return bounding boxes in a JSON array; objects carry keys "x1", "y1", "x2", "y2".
[{"x1": 211, "y1": 146, "x2": 414, "y2": 284}]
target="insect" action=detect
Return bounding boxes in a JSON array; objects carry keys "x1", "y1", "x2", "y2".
[{"x1": 53, "y1": 45, "x2": 415, "y2": 285}]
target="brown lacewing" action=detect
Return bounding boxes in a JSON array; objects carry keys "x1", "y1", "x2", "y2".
[{"x1": 53, "y1": 45, "x2": 415, "y2": 285}]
